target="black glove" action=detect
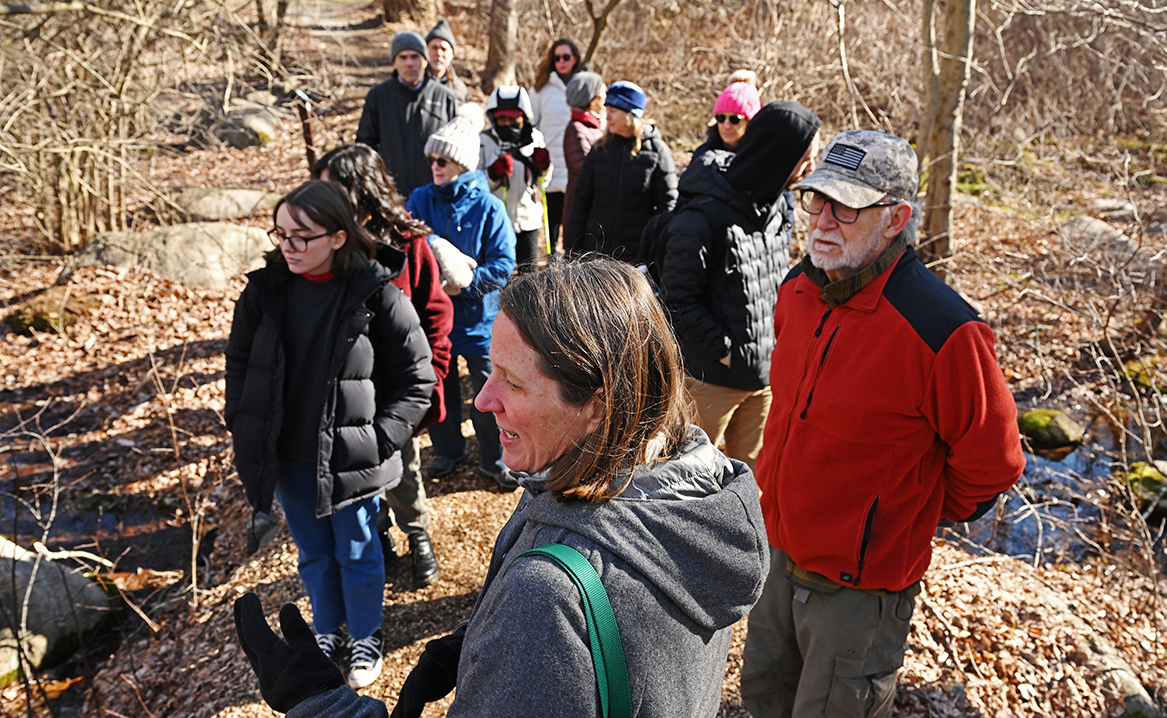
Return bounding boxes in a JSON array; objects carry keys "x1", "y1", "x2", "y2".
[
  {"x1": 390, "y1": 624, "x2": 467, "y2": 718},
  {"x1": 234, "y1": 592, "x2": 345, "y2": 714}
]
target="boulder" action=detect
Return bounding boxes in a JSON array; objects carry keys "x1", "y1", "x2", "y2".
[
  {"x1": 210, "y1": 99, "x2": 284, "y2": 148},
  {"x1": 66, "y1": 222, "x2": 268, "y2": 289},
  {"x1": 1124, "y1": 461, "x2": 1167, "y2": 514},
  {"x1": 1018, "y1": 408, "x2": 1085, "y2": 448},
  {"x1": 1063, "y1": 215, "x2": 1127, "y2": 246},
  {"x1": 0, "y1": 536, "x2": 113, "y2": 686},
  {"x1": 173, "y1": 188, "x2": 281, "y2": 221},
  {"x1": 1089, "y1": 198, "x2": 1135, "y2": 222},
  {"x1": 6, "y1": 285, "x2": 103, "y2": 336}
]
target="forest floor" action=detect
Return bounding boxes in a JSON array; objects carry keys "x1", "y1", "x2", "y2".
[{"x1": 1, "y1": 1, "x2": 1166, "y2": 717}]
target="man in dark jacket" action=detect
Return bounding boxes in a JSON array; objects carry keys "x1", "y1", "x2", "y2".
[
  {"x1": 660, "y1": 101, "x2": 819, "y2": 473},
  {"x1": 741, "y1": 131, "x2": 1025, "y2": 717},
  {"x1": 425, "y1": 18, "x2": 468, "y2": 104},
  {"x1": 356, "y1": 31, "x2": 459, "y2": 198}
]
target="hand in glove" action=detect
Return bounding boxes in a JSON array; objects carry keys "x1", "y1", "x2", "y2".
[
  {"x1": 234, "y1": 593, "x2": 345, "y2": 714},
  {"x1": 487, "y1": 153, "x2": 514, "y2": 182},
  {"x1": 246, "y1": 508, "x2": 280, "y2": 556},
  {"x1": 390, "y1": 624, "x2": 467, "y2": 718},
  {"x1": 429, "y1": 236, "x2": 477, "y2": 296},
  {"x1": 529, "y1": 147, "x2": 551, "y2": 175}
]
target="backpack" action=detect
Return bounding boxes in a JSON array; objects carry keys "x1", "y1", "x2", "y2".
[{"x1": 637, "y1": 194, "x2": 721, "y2": 292}]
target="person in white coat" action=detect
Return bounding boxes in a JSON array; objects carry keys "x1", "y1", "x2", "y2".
[
  {"x1": 479, "y1": 86, "x2": 551, "y2": 272},
  {"x1": 528, "y1": 38, "x2": 581, "y2": 255}
]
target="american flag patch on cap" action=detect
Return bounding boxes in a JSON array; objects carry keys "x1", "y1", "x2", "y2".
[{"x1": 825, "y1": 144, "x2": 865, "y2": 170}]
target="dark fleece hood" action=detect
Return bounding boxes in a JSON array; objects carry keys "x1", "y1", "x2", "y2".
[{"x1": 724, "y1": 100, "x2": 820, "y2": 203}]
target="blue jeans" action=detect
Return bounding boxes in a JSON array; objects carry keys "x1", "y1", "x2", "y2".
[
  {"x1": 428, "y1": 354, "x2": 505, "y2": 473},
  {"x1": 276, "y1": 460, "x2": 384, "y2": 640}
]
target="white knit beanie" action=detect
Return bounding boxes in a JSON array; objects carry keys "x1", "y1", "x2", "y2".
[{"x1": 424, "y1": 104, "x2": 484, "y2": 172}]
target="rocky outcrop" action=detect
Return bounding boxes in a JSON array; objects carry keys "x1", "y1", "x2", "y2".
[
  {"x1": 0, "y1": 537, "x2": 113, "y2": 686},
  {"x1": 172, "y1": 188, "x2": 281, "y2": 221},
  {"x1": 1018, "y1": 408, "x2": 1085, "y2": 448},
  {"x1": 65, "y1": 222, "x2": 268, "y2": 289}
]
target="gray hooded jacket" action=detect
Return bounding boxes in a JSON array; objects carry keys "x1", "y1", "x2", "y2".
[{"x1": 290, "y1": 426, "x2": 769, "y2": 717}]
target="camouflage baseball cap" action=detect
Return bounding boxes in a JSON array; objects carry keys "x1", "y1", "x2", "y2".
[{"x1": 793, "y1": 130, "x2": 918, "y2": 208}]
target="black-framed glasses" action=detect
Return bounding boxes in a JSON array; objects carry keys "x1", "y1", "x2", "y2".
[
  {"x1": 798, "y1": 189, "x2": 900, "y2": 225},
  {"x1": 268, "y1": 228, "x2": 331, "y2": 252},
  {"x1": 554, "y1": 53, "x2": 574, "y2": 62},
  {"x1": 427, "y1": 155, "x2": 451, "y2": 168},
  {"x1": 715, "y1": 113, "x2": 745, "y2": 125}
]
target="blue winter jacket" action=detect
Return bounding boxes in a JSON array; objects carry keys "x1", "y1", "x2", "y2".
[{"x1": 406, "y1": 170, "x2": 517, "y2": 356}]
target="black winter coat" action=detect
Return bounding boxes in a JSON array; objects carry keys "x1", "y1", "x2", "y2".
[
  {"x1": 565, "y1": 123, "x2": 677, "y2": 262},
  {"x1": 356, "y1": 73, "x2": 459, "y2": 199},
  {"x1": 225, "y1": 252, "x2": 436, "y2": 518},
  {"x1": 660, "y1": 150, "x2": 790, "y2": 391}
]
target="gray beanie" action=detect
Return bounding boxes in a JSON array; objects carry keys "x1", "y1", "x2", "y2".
[
  {"x1": 391, "y1": 31, "x2": 427, "y2": 62},
  {"x1": 424, "y1": 104, "x2": 485, "y2": 171},
  {"x1": 565, "y1": 72, "x2": 603, "y2": 109},
  {"x1": 426, "y1": 18, "x2": 456, "y2": 50}
]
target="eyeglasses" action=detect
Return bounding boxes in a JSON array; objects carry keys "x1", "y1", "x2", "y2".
[
  {"x1": 715, "y1": 113, "x2": 745, "y2": 125},
  {"x1": 268, "y1": 229, "x2": 332, "y2": 252},
  {"x1": 798, "y1": 190, "x2": 900, "y2": 225},
  {"x1": 427, "y1": 155, "x2": 450, "y2": 168},
  {"x1": 554, "y1": 53, "x2": 574, "y2": 62}
]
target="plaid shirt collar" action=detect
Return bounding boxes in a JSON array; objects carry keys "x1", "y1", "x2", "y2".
[{"x1": 800, "y1": 237, "x2": 909, "y2": 307}]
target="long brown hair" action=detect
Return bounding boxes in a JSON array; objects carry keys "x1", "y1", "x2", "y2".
[
  {"x1": 312, "y1": 144, "x2": 430, "y2": 247},
  {"x1": 266, "y1": 181, "x2": 376, "y2": 278},
  {"x1": 498, "y1": 257, "x2": 692, "y2": 503},
  {"x1": 533, "y1": 38, "x2": 581, "y2": 91}
]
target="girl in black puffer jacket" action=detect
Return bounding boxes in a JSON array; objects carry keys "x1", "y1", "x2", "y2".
[
  {"x1": 225, "y1": 181, "x2": 435, "y2": 690},
  {"x1": 565, "y1": 81, "x2": 677, "y2": 262}
]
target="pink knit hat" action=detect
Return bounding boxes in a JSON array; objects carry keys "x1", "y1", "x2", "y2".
[{"x1": 713, "y1": 82, "x2": 761, "y2": 120}]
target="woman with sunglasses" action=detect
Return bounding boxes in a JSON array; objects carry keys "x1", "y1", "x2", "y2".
[
  {"x1": 528, "y1": 38, "x2": 582, "y2": 254},
  {"x1": 226, "y1": 180, "x2": 436, "y2": 690},
  {"x1": 692, "y1": 75, "x2": 762, "y2": 162},
  {"x1": 404, "y1": 104, "x2": 518, "y2": 490}
]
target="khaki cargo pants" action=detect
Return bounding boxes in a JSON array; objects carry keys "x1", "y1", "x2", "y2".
[{"x1": 741, "y1": 547, "x2": 918, "y2": 718}]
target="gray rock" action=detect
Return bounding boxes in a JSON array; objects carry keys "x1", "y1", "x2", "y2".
[
  {"x1": 66, "y1": 222, "x2": 269, "y2": 289},
  {"x1": 0, "y1": 536, "x2": 112, "y2": 685},
  {"x1": 210, "y1": 100, "x2": 284, "y2": 148},
  {"x1": 1089, "y1": 198, "x2": 1135, "y2": 221},
  {"x1": 1018, "y1": 408, "x2": 1085, "y2": 448},
  {"x1": 1063, "y1": 215, "x2": 1128, "y2": 246},
  {"x1": 173, "y1": 188, "x2": 281, "y2": 221}
]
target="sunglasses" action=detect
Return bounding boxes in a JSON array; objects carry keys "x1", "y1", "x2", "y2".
[
  {"x1": 715, "y1": 113, "x2": 745, "y2": 125},
  {"x1": 554, "y1": 53, "x2": 574, "y2": 62},
  {"x1": 798, "y1": 190, "x2": 900, "y2": 225},
  {"x1": 427, "y1": 155, "x2": 450, "y2": 168}
]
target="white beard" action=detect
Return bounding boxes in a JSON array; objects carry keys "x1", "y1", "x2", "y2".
[{"x1": 807, "y1": 222, "x2": 888, "y2": 275}]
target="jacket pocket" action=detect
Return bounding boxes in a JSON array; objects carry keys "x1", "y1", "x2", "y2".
[{"x1": 799, "y1": 324, "x2": 840, "y2": 420}]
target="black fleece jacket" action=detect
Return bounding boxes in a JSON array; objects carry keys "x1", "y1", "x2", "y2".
[
  {"x1": 660, "y1": 101, "x2": 820, "y2": 391},
  {"x1": 564, "y1": 123, "x2": 677, "y2": 262},
  {"x1": 225, "y1": 249, "x2": 436, "y2": 518}
]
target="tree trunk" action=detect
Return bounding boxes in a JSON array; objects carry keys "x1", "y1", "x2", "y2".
[
  {"x1": 482, "y1": 0, "x2": 516, "y2": 94},
  {"x1": 582, "y1": 0, "x2": 624, "y2": 65},
  {"x1": 919, "y1": 0, "x2": 975, "y2": 283},
  {"x1": 917, "y1": 0, "x2": 939, "y2": 165},
  {"x1": 381, "y1": 0, "x2": 440, "y2": 25}
]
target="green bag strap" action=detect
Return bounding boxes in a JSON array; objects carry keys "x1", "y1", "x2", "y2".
[{"x1": 504, "y1": 543, "x2": 632, "y2": 718}]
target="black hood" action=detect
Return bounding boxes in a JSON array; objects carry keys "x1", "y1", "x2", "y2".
[
  {"x1": 678, "y1": 150, "x2": 753, "y2": 212},
  {"x1": 723, "y1": 100, "x2": 820, "y2": 204}
]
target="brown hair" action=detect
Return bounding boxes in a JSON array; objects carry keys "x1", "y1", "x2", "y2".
[
  {"x1": 533, "y1": 38, "x2": 581, "y2": 92},
  {"x1": 266, "y1": 180, "x2": 376, "y2": 278},
  {"x1": 312, "y1": 144, "x2": 431, "y2": 247},
  {"x1": 498, "y1": 257, "x2": 693, "y2": 503}
]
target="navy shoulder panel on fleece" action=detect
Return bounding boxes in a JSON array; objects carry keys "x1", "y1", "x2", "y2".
[
  {"x1": 781, "y1": 263, "x2": 805, "y2": 286},
  {"x1": 883, "y1": 246, "x2": 981, "y2": 355}
]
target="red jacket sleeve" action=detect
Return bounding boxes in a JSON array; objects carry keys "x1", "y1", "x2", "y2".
[
  {"x1": 922, "y1": 321, "x2": 1026, "y2": 521},
  {"x1": 394, "y1": 237, "x2": 454, "y2": 431}
]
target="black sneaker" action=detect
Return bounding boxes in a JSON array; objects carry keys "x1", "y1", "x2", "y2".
[
  {"x1": 346, "y1": 629, "x2": 383, "y2": 689},
  {"x1": 315, "y1": 632, "x2": 345, "y2": 665},
  {"x1": 408, "y1": 531, "x2": 441, "y2": 585}
]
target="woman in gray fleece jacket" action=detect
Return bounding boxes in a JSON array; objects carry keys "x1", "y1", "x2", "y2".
[{"x1": 234, "y1": 258, "x2": 771, "y2": 718}]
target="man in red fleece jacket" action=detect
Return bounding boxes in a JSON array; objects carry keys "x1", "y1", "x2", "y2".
[{"x1": 741, "y1": 130, "x2": 1025, "y2": 718}]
